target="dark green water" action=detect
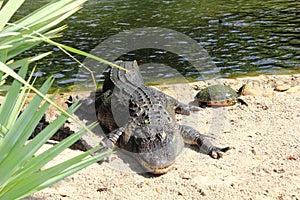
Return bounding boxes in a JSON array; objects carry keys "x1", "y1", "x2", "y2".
[{"x1": 18, "y1": 0, "x2": 300, "y2": 88}]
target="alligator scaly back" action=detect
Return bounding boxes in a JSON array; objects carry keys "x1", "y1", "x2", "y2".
[{"x1": 97, "y1": 61, "x2": 230, "y2": 174}]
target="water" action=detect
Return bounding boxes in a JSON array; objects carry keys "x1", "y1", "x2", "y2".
[{"x1": 17, "y1": 0, "x2": 300, "y2": 88}]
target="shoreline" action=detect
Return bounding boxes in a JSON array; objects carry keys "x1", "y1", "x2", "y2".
[{"x1": 20, "y1": 73, "x2": 300, "y2": 200}]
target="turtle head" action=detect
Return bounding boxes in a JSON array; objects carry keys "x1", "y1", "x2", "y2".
[{"x1": 237, "y1": 84, "x2": 247, "y2": 97}]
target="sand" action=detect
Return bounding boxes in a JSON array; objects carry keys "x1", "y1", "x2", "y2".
[{"x1": 24, "y1": 74, "x2": 300, "y2": 200}]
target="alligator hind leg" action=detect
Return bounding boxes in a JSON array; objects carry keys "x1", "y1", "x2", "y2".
[{"x1": 179, "y1": 125, "x2": 230, "y2": 159}]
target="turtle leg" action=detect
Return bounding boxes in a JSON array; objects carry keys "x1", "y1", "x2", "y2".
[
  {"x1": 179, "y1": 125, "x2": 230, "y2": 159},
  {"x1": 199, "y1": 102, "x2": 208, "y2": 108},
  {"x1": 237, "y1": 98, "x2": 248, "y2": 106}
]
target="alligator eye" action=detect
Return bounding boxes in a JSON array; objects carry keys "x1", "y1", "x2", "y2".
[{"x1": 144, "y1": 119, "x2": 150, "y2": 124}]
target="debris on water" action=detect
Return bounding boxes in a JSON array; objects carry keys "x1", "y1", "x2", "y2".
[{"x1": 32, "y1": 71, "x2": 46, "y2": 77}]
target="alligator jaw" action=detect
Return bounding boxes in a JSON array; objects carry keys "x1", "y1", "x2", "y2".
[{"x1": 139, "y1": 158, "x2": 175, "y2": 174}]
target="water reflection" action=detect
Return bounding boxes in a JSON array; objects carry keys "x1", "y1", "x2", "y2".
[{"x1": 16, "y1": 0, "x2": 300, "y2": 87}]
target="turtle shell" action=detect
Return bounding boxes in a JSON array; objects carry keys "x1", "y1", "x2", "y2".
[{"x1": 195, "y1": 85, "x2": 238, "y2": 106}]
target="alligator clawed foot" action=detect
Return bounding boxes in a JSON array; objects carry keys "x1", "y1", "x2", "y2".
[
  {"x1": 209, "y1": 146, "x2": 231, "y2": 159},
  {"x1": 189, "y1": 105, "x2": 201, "y2": 111},
  {"x1": 176, "y1": 105, "x2": 201, "y2": 115},
  {"x1": 94, "y1": 139, "x2": 114, "y2": 164},
  {"x1": 94, "y1": 147, "x2": 112, "y2": 164}
]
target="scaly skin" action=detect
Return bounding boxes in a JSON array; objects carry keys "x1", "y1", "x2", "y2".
[{"x1": 97, "y1": 61, "x2": 230, "y2": 174}]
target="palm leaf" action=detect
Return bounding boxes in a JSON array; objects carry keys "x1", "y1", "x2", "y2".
[
  {"x1": 0, "y1": 63, "x2": 110, "y2": 199},
  {"x1": 0, "y1": 0, "x2": 25, "y2": 30},
  {"x1": 0, "y1": 1, "x2": 113, "y2": 198}
]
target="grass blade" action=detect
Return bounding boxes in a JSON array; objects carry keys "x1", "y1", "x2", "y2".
[
  {"x1": 1, "y1": 148, "x2": 110, "y2": 199},
  {"x1": 2, "y1": 0, "x2": 87, "y2": 33},
  {"x1": 7, "y1": 52, "x2": 53, "y2": 71},
  {"x1": 0, "y1": 0, "x2": 25, "y2": 30},
  {"x1": 0, "y1": 61, "x2": 27, "y2": 126},
  {"x1": 0, "y1": 58, "x2": 94, "y2": 137},
  {"x1": 0, "y1": 78, "x2": 54, "y2": 185}
]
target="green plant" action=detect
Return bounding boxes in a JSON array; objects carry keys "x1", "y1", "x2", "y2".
[
  {"x1": 0, "y1": 0, "x2": 112, "y2": 199},
  {"x1": 0, "y1": 62, "x2": 110, "y2": 200}
]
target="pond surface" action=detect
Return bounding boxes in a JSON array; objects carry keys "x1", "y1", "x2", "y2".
[{"x1": 19, "y1": 0, "x2": 300, "y2": 88}]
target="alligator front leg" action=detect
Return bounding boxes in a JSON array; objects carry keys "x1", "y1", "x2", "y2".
[
  {"x1": 103, "y1": 126, "x2": 126, "y2": 149},
  {"x1": 165, "y1": 95, "x2": 200, "y2": 115},
  {"x1": 179, "y1": 125, "x2": 230, "y2": 159}
]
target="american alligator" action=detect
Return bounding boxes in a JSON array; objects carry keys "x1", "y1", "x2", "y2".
[{"x1": 97, "y1": 61, "x2": 230, "y2": 174}]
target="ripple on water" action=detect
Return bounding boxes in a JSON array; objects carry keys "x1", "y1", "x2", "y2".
[
  {"x1": 17, "y1": 0, "x2": 300, "y2": 88},
  {"x1": 52, "y1": 74, "x2": 65, "y2": 79},
  {"x1": 241, "y1": 56, "x2": 261, "y2": 61},
  {"x1": 251, "y1": 58, "x2": 278, "y2": 66}
]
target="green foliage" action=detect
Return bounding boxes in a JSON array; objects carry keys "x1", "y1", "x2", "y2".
[
  {"x1": 0, "y1": 64, "x2": 110, "y2": 199},
  {"x1": 0, "y1": 0, "x2": 87, "y2": 59},
  {"x1": 0, "y1": 0, "x2": 111, "y2": 199}
]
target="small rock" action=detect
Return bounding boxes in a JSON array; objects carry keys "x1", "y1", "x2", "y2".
[
  {"x1": 277, "y1": 195, "x2": 284, "y2": 200},
  {"x1": 179, "y1": 173, "x2": 192, "y2": 180},
  {"x1": 120, "y1": 173, "x2": 128, "y2": 179},
  {"x1": 287, "y1": 155, "x2": 297, "y2": 160},
  {"x1": 144, "y1": 180, "x2": 150, "y2": 185},
  {"x1": 177, "y1": 191, "x2": 184, "y2": 196},
  {"x1": 137, "y1": 182, "x2": 144, "y2": 188},
  {"x1": 250, "y1": 147, "x2": 256, "y2": 155},
  {"x1": 257, "y1": 104, "x2": 269, "y2": 110},
  {"x1": 197, "y1": 189, "x2": 206, "y2": 196},
  {"x1": 97, "y1": 187, "x2": 109, "y2": 192},
  {"x1": 273, "y1": 168, "x2": 285, "y2": 174},
  {"x1": 192, "y1": 85, "x2": 202, "y2": 90},
  {"x1": 155, "y1": 187, "x2": 161, "y2": 193},
  {"x1": 274, "y1": 84, "x2": 290, "y2": 92}
]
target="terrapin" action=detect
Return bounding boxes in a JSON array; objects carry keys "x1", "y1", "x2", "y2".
[{"x1": 195, "y1": 84, "x2": 248, "y2": 108}]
